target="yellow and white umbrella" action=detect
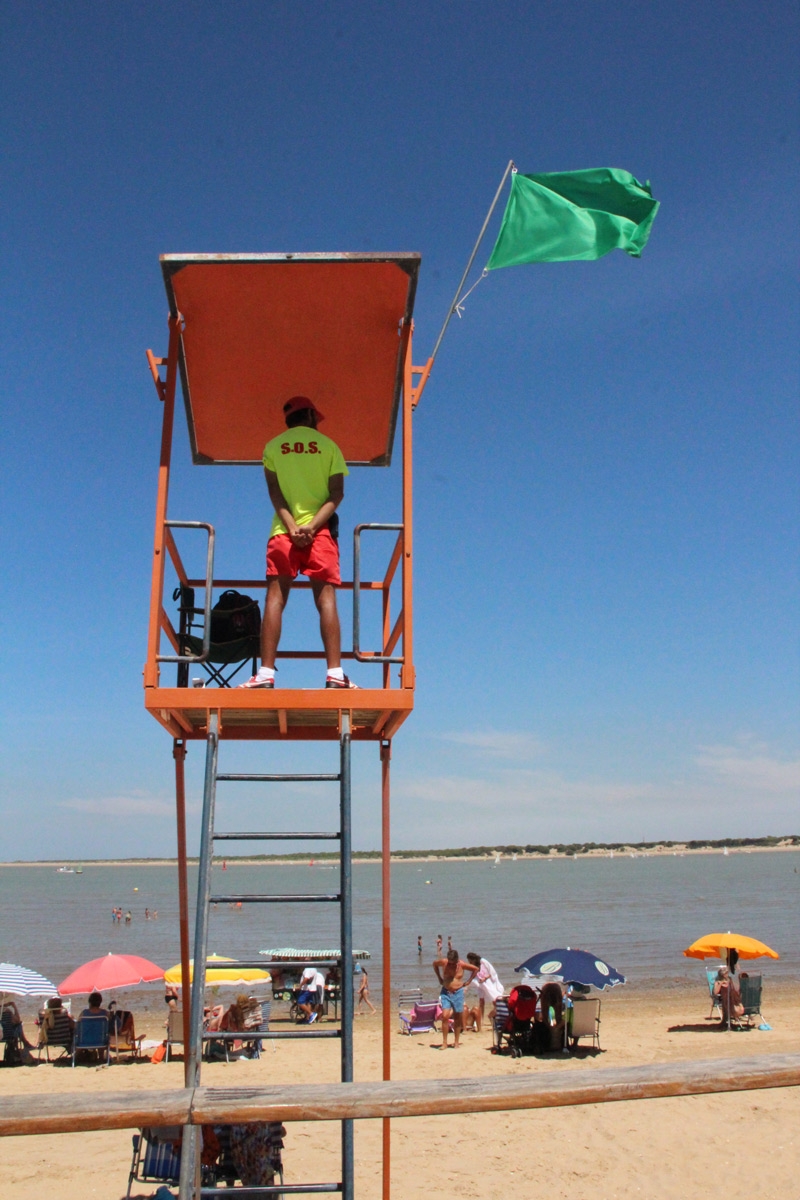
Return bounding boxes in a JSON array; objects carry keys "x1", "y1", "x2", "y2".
[{"x1": 164, "y1": 954, "x2": 270, "y2": 987}]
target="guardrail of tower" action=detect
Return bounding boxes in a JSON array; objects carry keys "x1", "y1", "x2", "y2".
[
  {"x1": 157, "y1": 520, "x2": 216, "y2": 665},
  {"x1": 352, "y1": 524, "x2": 404, "y2": 663},
  {"x1": 154, "y1": 522, "x2": 403, "y2": 670}
]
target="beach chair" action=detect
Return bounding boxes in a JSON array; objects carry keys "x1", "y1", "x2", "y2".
[
  {"x1": 399, "y1": 1001, "x2": 440, "y2": 1035},
  {"x1": 739, "y1": 974, "x2": 763, "y2": 1028},
  {"x1": 706, "y1": 968, "x2": 723, "y2": 1018},
  {"x1": 240, "y1": 997, "x2": 271, "y2": 1059},
  {"x1": 1, "y1": 1010, "x2": 23, "y2": 1065},
  {"x1": 126, "y1": 1127, "x2": 181, "y2": 1197},
  {"x1": 397, "y1": 989, "x2": 423, "y2": 1033},
  {"x1": 72, "y1": 1014, "x2": 110, "y2": 1067},
  {"x1": 173, "y1": 583, "x2": 260, "y2": 688},
  {"x1": 109, "y1": 1011, "x2": 144, "y2": 1062},
  {"x1": 37, "y1": 1010, "x2": 74, "y2": 1062},
  {"x1": 492, "y1": 997, "x2": 512, "y2": 1054},
  {"x1": 165, "y1": 1008, "x2": 184, "y2": 1062},
  {"x1": 568, "y1": 997, "x2": 601, "y2": 1050}
]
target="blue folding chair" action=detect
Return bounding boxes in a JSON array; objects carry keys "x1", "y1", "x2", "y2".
[
  {"x1": 706, "y1": 968, "x2": 723, "y2": 1018},
  {"x1": 72, "y1": 1014, "x2": 110, "y2": 1067},
  {"x1": 126, "y1": 1128, "x2": 181, "y2": 1198}
]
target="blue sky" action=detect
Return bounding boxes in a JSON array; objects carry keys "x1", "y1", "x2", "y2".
[{"x1": 1, "y1": 2, "x2": 798, "y2": 859}]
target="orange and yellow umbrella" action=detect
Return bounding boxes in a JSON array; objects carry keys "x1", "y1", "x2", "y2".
[{"x1": 683, "y1": 932, "x2": 779, "y2": 962}]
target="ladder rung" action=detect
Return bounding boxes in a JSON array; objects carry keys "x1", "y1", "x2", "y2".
[
  {"x1": 214, "y1": 959, "x2": 341, "y2": 970},
  {"x1": 213, "y1": 831, "x2": 340, "y2": 841},
  {"x1": 202, "y1": 1186, "x2": 342, "y2": 1196},
  {"x1": 216, "y1": 773, "x2": 340, "y2": 782},
  {"x1": 211, "y1": 894, "x2": 340, "y2": 904},
  {"x1": 204, "y1": 1029, "x2": 341, "y2": 1040}
]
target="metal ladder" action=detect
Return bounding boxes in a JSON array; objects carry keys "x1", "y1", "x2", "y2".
[{"x1": 179, "y1": 713, "x2": 354, "y2": 1199}]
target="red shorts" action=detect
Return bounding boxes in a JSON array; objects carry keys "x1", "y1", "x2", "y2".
[{"x1": 266, "y1": 529, "x2": 341, "y2": 585}]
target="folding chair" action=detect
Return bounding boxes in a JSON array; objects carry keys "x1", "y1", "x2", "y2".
[
  {"x1": 568, "y1": 997, "x2": 601, "y2": 1050},
  {"x1": 37, "y1": 1009, "x2": 74, "y2": 1062},
  {"x1": 165, "y1": 1008, "x2": 184, "y2": 1062},
  {"x1": 739, "y1": 973, "x2": 763, "y2": 1028},
  {"x1": 72, "y1": 1014, "x2": 110, "y2": 1067},
  {"x1": 397, "y1": 988, "x2": 423, "y2": 1032},
  {"x1": 174, "y1": 584, "x2": 260, "y2": 687},
  {"x1": 239, "y1": 997, "x2": 271, "y2": 1059},
  {"x1": 706, "y1": 967, "x2": 723, "y2": 1018},
  {"x1": 126, "y1": 1127, "x2": 181, "y2": 1198},
  {"x1": 492, "y1": 998, "x2": 512, "y2": 1053},
  {"x1": 1, "y1": 1010, "x2": 23, "y2": 1066},
  {"x1": 399, "y1": 1002, "x2": 440, "y2": 1035},
  {"x1": 109, "y1": 1010, "x2": 144, "y2": 1061}
]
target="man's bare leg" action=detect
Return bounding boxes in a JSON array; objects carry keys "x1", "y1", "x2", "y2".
[
  {"x1": 262, "y1": 577, "x2": 292, "y2": 667},
  {"x1": 441, "y1": 1003, "x2": 451, "y2": 1048},
  {"x1": 453, "y1": 1010, "x2": 463, "y2": 1047},
  {"x1": 312, "y1": 581, "x2": 341, "y2": 669}
]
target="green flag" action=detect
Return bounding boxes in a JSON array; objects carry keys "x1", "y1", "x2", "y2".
[{"x1": 487, "y1": 167, "x2": 659, "y2": 268}]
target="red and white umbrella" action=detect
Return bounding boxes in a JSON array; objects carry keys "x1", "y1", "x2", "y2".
[{"x1": 58, "y1": 953, "x2": 164, "y2": 995}]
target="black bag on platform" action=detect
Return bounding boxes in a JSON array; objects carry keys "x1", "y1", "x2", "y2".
[{"x1": 210, "y1": 590, "x2": 261, "y2": 644}]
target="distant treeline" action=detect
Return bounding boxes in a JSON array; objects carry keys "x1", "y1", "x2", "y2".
[
  {"x1": 218, "y1": 834, "x2": 800, "y2": 861},
  {"x1": 28, "y1": 834, "x2": 800, "y2": 866}
]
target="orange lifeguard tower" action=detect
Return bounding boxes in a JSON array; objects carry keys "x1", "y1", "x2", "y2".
[{"x1": 144, "y1": 251, "x2": 424, "y2": 1198}]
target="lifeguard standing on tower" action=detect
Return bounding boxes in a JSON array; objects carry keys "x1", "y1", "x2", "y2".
[{"x1": 240, "y1": 394, "x2": 358, "y2": 690}]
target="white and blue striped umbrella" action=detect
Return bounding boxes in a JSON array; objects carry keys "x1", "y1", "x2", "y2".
[{"x1": 0, "y1": 962, "x2": 58, "y2": 997}]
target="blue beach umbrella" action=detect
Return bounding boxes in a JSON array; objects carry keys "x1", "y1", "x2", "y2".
[{"x1": 516, "y1": 947, "x2": 626, "y2": 990}]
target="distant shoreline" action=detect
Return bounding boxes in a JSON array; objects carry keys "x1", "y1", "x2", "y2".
[{"x1": 3, "y1": 838, "x2": 799, "y2": 868}]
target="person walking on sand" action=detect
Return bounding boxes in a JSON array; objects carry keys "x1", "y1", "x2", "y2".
[
  {"x1": 356, "y1": 967, "x2": 377, "y2": 1015},
  {"x1": 433, "y1": 949, "x2": 479, "y2": 1048},
  {"x1": 466, "y1": 952, "x2": 504, "y2": 1032},
  {"x1": 239, "y1": 396, "x2": 358, "y2": 690}
]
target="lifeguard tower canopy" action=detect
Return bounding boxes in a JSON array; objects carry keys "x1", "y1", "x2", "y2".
[
  {"x1": 145, "y1": 249, "x2": 421, "y2": 742},
  {"x1": 161, "y1": 252, "x2": 421, "y2": 467}
]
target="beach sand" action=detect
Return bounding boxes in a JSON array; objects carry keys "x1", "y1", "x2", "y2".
[{"x1": 1, "y1": 984, "x2": 797, "y2": 1199}]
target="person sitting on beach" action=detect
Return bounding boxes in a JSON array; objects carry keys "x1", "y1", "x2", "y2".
[
  {"x1": 37, "y1": 996, "x2": 75, "y2": 1053},
  {"x1": 713, "y1": 967, "x2": 744, "y2": 1023},
  {"x1": 433, "y1": 949, "x2": 480, "y2": 1048},
  {"x1": 107, "y1": 1000, "x2": 135, "y2": 1039},
  {"x1": 81, "y1": 991, "x2": 109, "y2": 1018},
  {"x1": 1, "y1": 1001, "x2": 36, "y2": 1061}
]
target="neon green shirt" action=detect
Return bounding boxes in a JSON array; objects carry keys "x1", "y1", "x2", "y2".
[{"x1": 263, "y1": 426, "x2": 349, "y2": 537}]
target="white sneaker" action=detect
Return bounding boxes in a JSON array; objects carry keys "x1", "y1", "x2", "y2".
[
  {"x1": 238, "y1": 674, "x2": 274, "y2": 689},
  {"x1": 325, "y1": 674, "x2": 360, "y2": 689}
]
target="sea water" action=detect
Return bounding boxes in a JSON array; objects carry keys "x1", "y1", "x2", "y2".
[{"x1": 1, "y1": 851, "x2": 798, "y2": 1003}]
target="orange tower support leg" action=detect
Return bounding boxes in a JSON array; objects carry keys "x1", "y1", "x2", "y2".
[
  {"x1": 381, "y1": 738, "x2": 392, "y2": 1200},
  {"x1": 173, "y1": 738, "x2": 192, "y2": 1082}
]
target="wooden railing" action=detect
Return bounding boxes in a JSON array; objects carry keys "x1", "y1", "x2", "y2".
[{"x1": 2, "y1": 1056, "x2": 799, "y2": 1138}]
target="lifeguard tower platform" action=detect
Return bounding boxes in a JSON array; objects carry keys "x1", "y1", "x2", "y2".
[{"x1": 144, "y1": 251, "x2": 423, "y2": 1199}]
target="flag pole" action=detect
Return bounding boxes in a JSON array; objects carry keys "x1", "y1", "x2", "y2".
[
  {"x1": 430, "y1": 159, "x2": 515, "y2": 365},
  {"x1": 411, "y1": 159, "x2": 514, "y2": 409}
]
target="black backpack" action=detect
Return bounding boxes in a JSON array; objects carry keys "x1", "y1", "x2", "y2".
[{"x1": 210, "y1": 590, "x2": 261, "y2": 643}]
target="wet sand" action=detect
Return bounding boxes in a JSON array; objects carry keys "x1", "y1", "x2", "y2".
[{"x1": 1, "y1": 983, "x2": 798, "y2": 1198}]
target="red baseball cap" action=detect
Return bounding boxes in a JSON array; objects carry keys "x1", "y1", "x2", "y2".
[{"x1": 283, "y1": 395, "x2": 325, "y2": 422}]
